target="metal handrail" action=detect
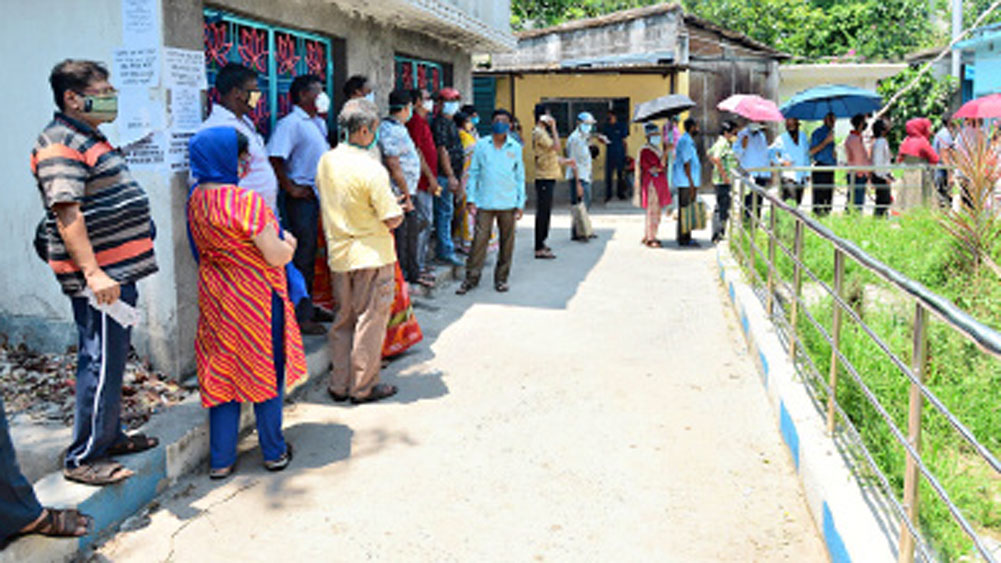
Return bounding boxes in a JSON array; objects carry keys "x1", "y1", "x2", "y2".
[{"x1": 727, "y1": 170, "x2": 1001, "y2": 562}]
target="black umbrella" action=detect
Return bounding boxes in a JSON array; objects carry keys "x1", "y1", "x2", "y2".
[{"x1": 632, "y1": 94, "x2": 696, "y2": 123}]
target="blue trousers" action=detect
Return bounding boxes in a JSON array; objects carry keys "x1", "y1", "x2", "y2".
[
  {"x1": 852, "y1": 173, "x2": 867, "y2": 212},
  {"x1": 414, "y1": 190, "x2": 433, "y2": 273},
  {"x1": 0, "y1": 396, "x2": 42, "y2": 542},
  {"x1": 434, "y1": 177, "x2": 457, "y2": 261},
  {"x1": 65, "y1": 283, "x2": 137, "y2": 469},
  {"x1": 209, "y1": 291, "x2": 287, "y2": 470}
]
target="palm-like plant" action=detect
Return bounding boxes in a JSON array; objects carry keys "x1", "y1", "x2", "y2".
[{"x1": 939, "y1": 130, "x2": 1001, "y2": 278}]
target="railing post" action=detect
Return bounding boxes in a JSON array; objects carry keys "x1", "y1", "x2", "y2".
[
  {"x1": 897, "y1": 303, "x2": 928, "y2": 563},
  {"x1": 767, "y1": 203, "x2": 777, "y2": 316},
  {"x1": 789, "y1": 219, "x2": 805, "y2": 362},
  {"x1": 749, "y1": 183, "x2": 759, "y2": 284},
  {"x1": 827, "y1": 249, "x2": 845, "y2": 435}
]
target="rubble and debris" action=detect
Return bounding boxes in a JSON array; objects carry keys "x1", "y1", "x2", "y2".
[{"x1": 0, "y1": 337, "x2": 190, "y2": 430}]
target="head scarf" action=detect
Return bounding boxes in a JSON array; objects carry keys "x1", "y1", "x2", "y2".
[{"x1": 189, "y1": 126, "x2": 240, "y2": 186}]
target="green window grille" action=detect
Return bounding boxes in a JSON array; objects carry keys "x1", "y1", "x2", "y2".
[
  {"x1": 394, "y1": 55, "x2": 444, "y2": 92},
  {"x1": 203, "y1": 8, "x2": 335, "y2": 139}
]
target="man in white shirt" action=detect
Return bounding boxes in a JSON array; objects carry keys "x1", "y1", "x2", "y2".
[
  {"x1": 267, "y1": 74, "x2": 331, "y2": 335},
  {"x1": 770, "y1": 118, "x2": 810, "y2": 205},
  {"x1": 199, "y1": 63, "x2": 279, "y2": 214},
  {"x1": 932, "y1": 116, "x2": 957, "y2": 207},
  {"x1": 565, "y1": 112, "x2": 601, "y2": 241},
  {"x1": 734, "y1": 122, "x2": 771, "y2": 218}
]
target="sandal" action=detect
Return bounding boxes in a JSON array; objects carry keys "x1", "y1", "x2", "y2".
[
  {"x1": 534, "y1": 249, "x2": 556, "y2": 259},
  {"x1": 327, "y1": 388, "x2": 349, "y2": 402},
  {"x1": 63, "y1": 459, "x2": 133, "y2": 486},
  {"x1": 264, "y1": 444, "x2": 293, "y2": 472},
  {"x1": 17, "y1": 508, "x2": 91, "y2": 538},
  {"x1": 350, "y1": 384, "x2": 398, "y2": 405},
  {"x1": 645, "y1": 240, "x2": 662, "y2": 248},
  {"x1": 209, "y1": 463, "x2": 236, "y2": 480},
  {"x1": 495, "y1": 282, "x2": 510, "y2": 293},
  {"x1": 455, "y1": 282, "x2": 475, "y2": 295},
  {"x1": 107, "y1": 433, "x2": 159, "y2": 456}
]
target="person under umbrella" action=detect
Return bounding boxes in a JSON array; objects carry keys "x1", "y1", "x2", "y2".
[{"x1": 637, "y1": 122, "x2": 671, "y2": 247}]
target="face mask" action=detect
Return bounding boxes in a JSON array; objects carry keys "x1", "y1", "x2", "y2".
[
  {"x1": 402, "y1": 106, "x2": 413, "y2": 123},
  {"x1": 649, "y1": 135, "x2": 662, "y2": 146},
  {"x1": 492, "y1": 121, "x2": 510, "y2": 135},
  {"x1": 238, "y1": 154, "x2": 251, "y2": 179},
  {"x1": 364, "y1": 91, "x2": 376, "y2": 103},
  {"x1": 350, "y1": 128, "x2": 380, "y2": 151},
  {"x1": 78, "y1": 92, "x2": 118, "y2": 123},
  {"x1": 315, "y1": 92, "x2": 331, "y2": 114},
  {"x1": 247, "y1": 90, "x2": 262, "y2": 109},
  {"x1": 443, "y1": 101, "x2": 460, "y2": 116},
  {"x1": 471, "y1": 115, "x2": 480, "y2": 126},
  {"x1": 580, "y1": 123, "x2": 593, "y2": 134},
  {"x1": 422, "y1": 99, "x2": 434, "y2": 113},
  {"x1": 748, "y1": 123, "x2": 762, "y2": 132}
]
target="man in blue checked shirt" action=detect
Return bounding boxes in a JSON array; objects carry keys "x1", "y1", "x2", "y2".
[{"x1": 456, "y1": 109, "x2": 526, "y2": 295}]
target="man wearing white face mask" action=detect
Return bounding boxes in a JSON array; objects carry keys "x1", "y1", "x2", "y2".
[
  {"x1": 200, "y1": 63, "x2": 279, "y2": 214},
  {"x1": 268, "y1": 74, "x2": 331, "y2": 334},
  {"x1": 344, "y1": 75, "x2": 373, "y2": 102},
  {"x1": 565, "y1": 112, "x2": 602, "y2": 241}
]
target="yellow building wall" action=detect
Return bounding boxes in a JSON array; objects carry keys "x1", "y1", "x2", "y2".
[{"x1": 502, "y1": 71, "x2": 688, "y2": 184}]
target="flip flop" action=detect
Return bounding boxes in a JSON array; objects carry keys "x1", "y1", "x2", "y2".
[
  {"x1": 350, "y1": 384, "x2": 398, "y2": 405},
  {"x1": 14, "y1": 508, "x2": 91, "y2": 538},
  {"x1": 63, "y1": 459, "x2": 132, "y2": 486},
  {"x1": 107, "y1": 433, "x2": 159, "y2": 456}
]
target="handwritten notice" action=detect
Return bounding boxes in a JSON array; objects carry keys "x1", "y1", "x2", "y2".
[
  {"x1": 117, "y1": 87, "x2": 166, "y2": 146},
  {"x1": 122, "y1": 0, "x2": 161, "y2": 47},
  {"x1": 113, "y1": 47, "x2": 160, "y2": 88},
  {"x1": 163, "y1": 48, "x2": 208, "y2": 89}
]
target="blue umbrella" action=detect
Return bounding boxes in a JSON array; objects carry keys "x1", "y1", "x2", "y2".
[{"x1": 779, "y1": 84, "x2": 882, "y2": 120}]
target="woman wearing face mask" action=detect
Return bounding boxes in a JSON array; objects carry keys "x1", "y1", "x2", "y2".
[
  {"x1": 187, "y1": 127, "x2": 306, "y2": 479},
  {"x1": 453, "y1": 111, "x2": 477, "y2": 253},
  {"x1": 637, "y1": 122, "x2": 672, "y2": 247}
]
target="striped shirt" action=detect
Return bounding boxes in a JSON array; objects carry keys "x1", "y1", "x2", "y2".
[{"x1": 31, "y1": 113, "x2": 158, "y2": 295}]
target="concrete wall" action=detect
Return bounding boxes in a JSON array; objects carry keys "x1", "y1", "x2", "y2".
[
  {"x1": 0, "y1": 0, "x2": 186, "y2": 377},
  {"x1": 209, "y1": 0, "x2": 475, "y2": 110},
  {"x1": 493, "y1": 11, "x2": 680, "y2": 71}
]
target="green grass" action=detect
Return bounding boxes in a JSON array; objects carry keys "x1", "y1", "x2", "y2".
[{"x1": 732, "y1": 207, "x2": 1001, "y2": 560}]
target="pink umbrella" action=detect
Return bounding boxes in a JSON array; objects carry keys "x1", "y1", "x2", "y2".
[
  {"x1": 717, "y1": 94, "x2": 785, "y2": 122},
  {"x1": 953, "y1": 93, "x2": 1001, "y2": 119}
]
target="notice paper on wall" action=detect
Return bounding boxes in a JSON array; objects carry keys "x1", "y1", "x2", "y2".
[
  {"x1": 167, "y1": 131, "x2": 195, "y2": 173},
  {"x1": 169, "y1": 88, "x2": 203, "y2": 133},
  {"x1": 123, "y1": 131, "x2": 167, "y2": 171},
  {"x1": 113, "y1": 47, "x2": 160, "y2": 88},
  {"x1": 117, "y1": 87, "x2": 166, "y2": 146},
  {"x1": 163, "y1": 48, "x2": 208, "y2": 90},
  {"x1": 122, "y1": 0, "x2": 161, "y2": 47}
]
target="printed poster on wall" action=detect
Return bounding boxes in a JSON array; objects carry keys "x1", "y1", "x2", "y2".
[
  {"x1": 123, "y1": 131, "x2": 167, "y2": 171},
  {"x1": 168, "y1": 88, "x2": 202, "y2": 133},
  {"x1": 113, "y1": 47, "x2": 160, "y2": 88}
]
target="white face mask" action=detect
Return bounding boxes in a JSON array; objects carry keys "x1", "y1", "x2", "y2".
[
  {"x1": 443, "y1": 101, "x2": 460, "y2": 116},
  {"x1": 422, "y1": 99, "x2": 434, "y2": 113},
  {"x1": 315, "y1": 92, "x2": 331, "y2": 114},
  {"x1": 364, "y1": 91, "x2": 375, "y2": 103},
  {"x1": 580, "y1": 123, "x2": 593, "y2": 134},
  {"x1": 650, "y1": 135, "x2": 662, "y2": 146}
]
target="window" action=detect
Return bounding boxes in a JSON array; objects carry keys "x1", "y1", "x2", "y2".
[
  {"x1": 394, "y1": 55, "x2": 445, "y2": 92},
  {"x1": 203, "y1": 8, "x2": 335, "y2": 139},
  {"x1": 537, "y1": 98, "x2": 631, "y2": 137}
]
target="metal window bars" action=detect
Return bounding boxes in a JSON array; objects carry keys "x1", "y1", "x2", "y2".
[{"x1": 727, "y1": 165, "x2": 1001, "y2": 563}]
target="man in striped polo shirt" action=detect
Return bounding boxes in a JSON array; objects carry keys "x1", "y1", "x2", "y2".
[{"x1": 31, "y1": 60, "x2": 159, "y2": 486}]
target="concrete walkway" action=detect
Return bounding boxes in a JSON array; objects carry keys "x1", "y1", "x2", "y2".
[{"x1": 94, "y1": 205, "x2": 824, "y2": 562}]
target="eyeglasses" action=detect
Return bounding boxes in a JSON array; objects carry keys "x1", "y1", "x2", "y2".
[{"x1": 78, "y1": 86, "x2": 118, "y2": 96}]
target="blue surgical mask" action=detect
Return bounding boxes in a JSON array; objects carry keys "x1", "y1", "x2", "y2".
[
  {"x1": 471, "y1": 115, "x2": 480, "y2": 126},
  {"x1": 650, "y1": 135, "x2": 662, "y2": 146},
  {"x1": 580, "y1": 123, "x2": 593, "y2": 134},
  {"x1": 492, "y1": 121, "x2": 510, "y2": 135}
]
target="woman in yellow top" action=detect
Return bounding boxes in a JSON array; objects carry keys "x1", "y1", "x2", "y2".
[{"x1": 454, "y1": 111, "x2": 478, "y2": 254}]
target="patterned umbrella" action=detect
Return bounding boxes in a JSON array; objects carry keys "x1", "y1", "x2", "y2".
[{"x1": 717, "y1": 94, "x2": 784, "y2": 122}]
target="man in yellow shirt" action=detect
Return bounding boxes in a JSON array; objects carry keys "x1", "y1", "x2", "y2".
[
  {"x1": 316, "y1": 99, "x2": 404, "y2": 404},
  {"x1": 531, "y1": 104, "x2": 573, "y2": 259}
]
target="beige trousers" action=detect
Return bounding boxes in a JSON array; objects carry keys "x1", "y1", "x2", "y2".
[{"x1": 329, "y1": 264, "x2": 395, "y2": 398}]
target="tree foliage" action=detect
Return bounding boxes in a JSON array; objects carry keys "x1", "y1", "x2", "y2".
[
  {"x1": 512, "y1": 0, "x2": 941, "y2": 61},
  {"x1": 875, "y1": 68, "x2": 957, "y2": 147}
]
